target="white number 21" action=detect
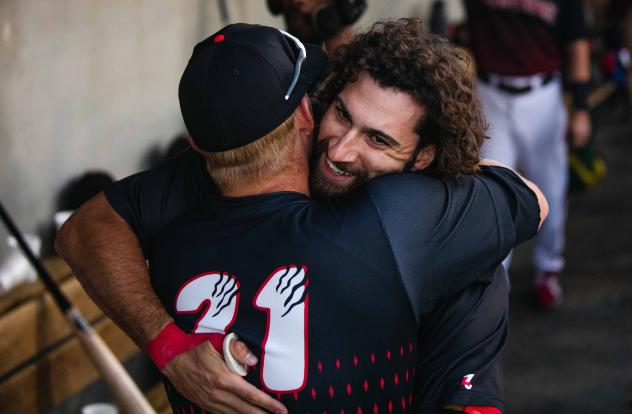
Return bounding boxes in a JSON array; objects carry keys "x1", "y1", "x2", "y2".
[{"x1": 175, "y1": 265, "x2": 309, "y2": 393}]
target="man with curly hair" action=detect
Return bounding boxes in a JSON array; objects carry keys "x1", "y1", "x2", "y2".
[
  {"x1": 309, "y1": 18, "x2": 485, "y2": 197},
  {"x1": 57, "y1": 19, "x2": 545, "y2": 413}
]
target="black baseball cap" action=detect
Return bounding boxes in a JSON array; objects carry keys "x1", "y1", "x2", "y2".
[{"x1": 179, "y1": 23, "x2": 327, "y2": 152}]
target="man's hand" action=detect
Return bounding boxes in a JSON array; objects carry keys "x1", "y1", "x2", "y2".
[
  {"x1": 567, "y1": 109, "x2": 592, "y2": 148},
  {"x1": 163, "y1": 339, "x2": 287, "y2": 414}
]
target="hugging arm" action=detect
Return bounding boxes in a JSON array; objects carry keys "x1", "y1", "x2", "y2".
[{"x1": 55, "y1": 149, "x2": 287, "y2": 414}]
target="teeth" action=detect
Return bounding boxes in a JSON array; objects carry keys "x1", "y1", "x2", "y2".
[{"x1": 326, "y1": 158, "x2": 352, "y2": 176}]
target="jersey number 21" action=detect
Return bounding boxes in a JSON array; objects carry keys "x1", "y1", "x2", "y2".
[{"x1": 175, "y1": 265, "x2": 309, "y2": 393}]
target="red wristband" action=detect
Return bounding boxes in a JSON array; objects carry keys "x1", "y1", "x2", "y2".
[
  {"x1": 146, "y1": 322, "x2": 224, "y2": 371},
  {"x1": 464, "y1": 407, "x2": 502, "y2": 414}
]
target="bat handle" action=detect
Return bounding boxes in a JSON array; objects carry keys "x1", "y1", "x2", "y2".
[{"x1": 67, "y1": 309, "x2": 157, "y2": 414}]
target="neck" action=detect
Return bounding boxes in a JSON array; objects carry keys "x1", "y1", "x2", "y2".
[
  {"x1": 221, "y1": 157, "x2": 311, "y2": 198},
  {"x1": 221, "y1": 172, "x2": 310, "y2": 197},
  {"x1": 219, "y1": 128, "x2": 313, "y2": 198}
]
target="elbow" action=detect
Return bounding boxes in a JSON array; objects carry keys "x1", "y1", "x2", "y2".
[
  {"x1": 55, "y1": 208, "x2": 83, "y2": 262},
  {"x1": 54, "y1": 192, "x2": 110, "y2": 262}
]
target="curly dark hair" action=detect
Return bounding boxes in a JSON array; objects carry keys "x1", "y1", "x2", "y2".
[{"x1": 315, "y1": 18, "x2": 487, "y2": 177}]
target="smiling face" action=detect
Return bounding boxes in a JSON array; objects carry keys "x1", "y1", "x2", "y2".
[{"x1": 310, "y1": 71, "x2": 434, "y2": 197}]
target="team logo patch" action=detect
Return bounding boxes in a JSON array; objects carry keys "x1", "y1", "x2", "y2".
[{"x1": 461, "y1": 373, "x2": 475, "y2": 390}]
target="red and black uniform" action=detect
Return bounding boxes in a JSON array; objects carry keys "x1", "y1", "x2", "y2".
[
  {"x1": 465, "y1": 0, "x2": 587, "y2": 283},
  {"x1": 106, "y1": 150, "x2": 539, "y2": 413},
  {"x1": 465, "y1": 0, "x2": 587, "y2": 76}
]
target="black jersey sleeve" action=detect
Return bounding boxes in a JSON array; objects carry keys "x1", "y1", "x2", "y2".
[
  {"x1": 104, "y1": 148, "x2": 214, "y2": 255},
  {"x1": 559, "y1": 0, "x2": 588, "y2": 42},
  {"x1": 414, "y1": 266, "x2": 508, "y2": 414},
  {"x1": 365, "y1": 166, "x2": 539, "y2": 317},
  {"x1": 478, "y1": 166, "x2": 541, "y2": 246}
]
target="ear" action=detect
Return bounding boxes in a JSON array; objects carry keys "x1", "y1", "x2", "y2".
[
  {"x1": 411, "y1": 144, "x2": 436, "y2": 172},
  {"x1": 186, "y1": 134, "x2": 206, "y2": 155},
  {"x1": 294, "y1": 95, "x2": 315, "y2": 135}
]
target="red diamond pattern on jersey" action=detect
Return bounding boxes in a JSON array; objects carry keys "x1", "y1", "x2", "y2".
[{"x1": 164, "y1": 343, "x2": 418, "y2": 413}]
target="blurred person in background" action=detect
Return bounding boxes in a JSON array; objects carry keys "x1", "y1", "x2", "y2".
[
  {"x1": 603, "y1": 0, "x2": 632, "y2": 103},
  {"x1": 463, "y1": 0, "x2": 592, "y2": 309},
  {"x1": 267, "y1": 0, "x2": 366, "y2": 54}
]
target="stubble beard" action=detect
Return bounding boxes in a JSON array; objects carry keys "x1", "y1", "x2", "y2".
[{"x1": 308, "y1": 139, "x2": 369, "y2": 199}]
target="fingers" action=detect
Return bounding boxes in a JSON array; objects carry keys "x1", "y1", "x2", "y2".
[
  {"x1": 204, "y1": 386, "x2": 269, "y2": 414},
  {"x1": 222, "y1": 376, "x2": 288, "y2": 414},
  {"x1": 229, "y1": 339, "x2": 258, "y2": 366},
  {"x1": 165, "y1": 340, "x2": 286, "y2": 414}
]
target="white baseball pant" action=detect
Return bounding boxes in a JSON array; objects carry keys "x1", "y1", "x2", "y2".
[{"x1": 478, "y1": 76, "x2": 568, "y2": 274}]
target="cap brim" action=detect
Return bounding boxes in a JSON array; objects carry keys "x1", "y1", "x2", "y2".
[{"x1": 292, "y1": 43, "x2": 328, "y2": 99}]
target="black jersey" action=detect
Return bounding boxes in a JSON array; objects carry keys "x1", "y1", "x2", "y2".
[
  {"x1": 107, "y1": 150, "x2": 539, "y2": 413},
  {"x1": 465, "y1": 0, "x2": 588, "y2": 76},
  {"x1": 415, "y1": 266, "x2": 508, "y2": 412}
]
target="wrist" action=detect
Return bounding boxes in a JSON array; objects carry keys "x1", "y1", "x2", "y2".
[
  {"x1": 568, "y1": 80, "x2": 590, "y2": 110},
  {"x1": 145, "y1": 322, "x2": 224, "y2": 371}
]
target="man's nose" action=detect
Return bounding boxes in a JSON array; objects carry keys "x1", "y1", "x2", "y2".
[{"x1": 328, "y1": 130, "x2": 360, "y2": 163}]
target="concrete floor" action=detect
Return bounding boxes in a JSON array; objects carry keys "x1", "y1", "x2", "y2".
[{"x1": 503, "y1": 95, "x2": 632, "y2": 413}]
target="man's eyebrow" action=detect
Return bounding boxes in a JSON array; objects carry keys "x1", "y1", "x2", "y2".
[
  {"x1": 335, "y1": 96, "x2": 402, "y2": 149},
  {"x1": 363, "y1": 127, "x2": 401, "y2": 148},
  {"x1": 334, "y1": 96, "x2": 352, "y2": 121}
]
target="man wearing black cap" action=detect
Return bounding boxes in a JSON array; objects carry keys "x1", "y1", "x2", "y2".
[{"x1": 57, "y1": 21, "x2": 546, "y2": 413}]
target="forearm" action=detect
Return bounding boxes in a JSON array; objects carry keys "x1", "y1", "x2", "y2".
[
  {"x1": 55, "y1": 192, "x2": 171, "y2": 348},
  {"x1": 566, "y1": 39, "x2": 590, "y2": 83}
]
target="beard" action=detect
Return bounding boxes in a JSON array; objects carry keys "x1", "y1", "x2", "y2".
[{"x1": 308, "y1": 138, "x2": 369, "y2": 199}]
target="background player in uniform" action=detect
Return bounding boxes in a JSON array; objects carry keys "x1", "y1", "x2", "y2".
[
  {"x1": 266, "y1": 0, "x2": 367, "y2": 55},
  {"x1": 464, "y1": 0, "x2": 592, "y2": 308},
  {"x1": 56, "y1": 19, "x2": 547, "y2": 413}
]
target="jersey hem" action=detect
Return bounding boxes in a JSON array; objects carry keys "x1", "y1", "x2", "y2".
[{"x1": 417, "y1": 391, "x2": 504, "y2": 413}]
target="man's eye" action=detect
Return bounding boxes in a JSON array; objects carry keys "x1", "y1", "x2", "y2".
[
  {"x1": 336, "y1": 105, "x2": 349, "y2": 121},
  {"x1": 369, "y1": 135, "x2": 387, "y2": 147}
]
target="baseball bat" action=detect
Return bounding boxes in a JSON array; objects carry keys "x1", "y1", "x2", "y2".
[{"x1": 0, "y1": 200, "x2": 156, "y2": 414}]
